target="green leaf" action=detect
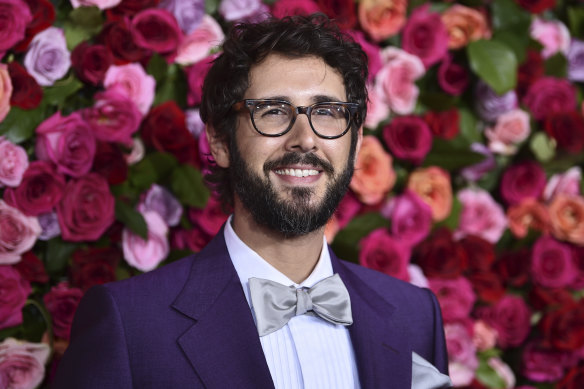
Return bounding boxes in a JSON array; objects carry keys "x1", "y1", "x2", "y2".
[
  {"x1": 153, "y1": 64, "x2": 188, "y2": 107},
  {"x1": 170, "y1": 164, "x2": 210, "y2": 208},
  {"x1": 43, "y1": 74, "x2": 84, "y2": 109},
  {"x1": 64, "y1": 6, "x2": 103, "y2": 49},
  {"x1": 544, "y1": 53, "x2": 568, "y2": 78},
  {"x1": 568, "y1": 7, "x2": 584, "y2": 39},
  {"x1": 530, "y1": 132, "x2": 556, "y2": 162},
  {"x1": 44, "y1": 238, "x2": 78, "y2": 275},
  {"x1": 491, "y1": 0, "x2": 531, "y2": 31},
  {"x1": 458, "y1": 108, "x2": 481, "y2": 144},
  {"x1": 129, "y1": 152, "x2": 179, "y2": 190},
  {"x1": 205, "y1": 0, "x2": 220, "y2": 14},
  {"x1": 20, "y1": 302, "x2": 49, "y2": 342},
  {"x1": 418, "y1": 92, "x2": 458, "y2": 111},
  {"x1": 492, "y1": 30, "x2": 528, "y2": 64},
  {"x1": 435, "y1": 197, "x2": 461, "y2": 230},
  {"x1": 0, "y1": 105, "x2": 46, "y2": 143},
  {"x1": 467, "y1": 39, "x2": 518, "y2": 94},
  {"x1": 147, "y1": 53, "x2": 169, "y2": 83},
  {"x1": 475, "y1": 357, "x2": 507, "y2": 389},
  {"x1": 330, "y1": 213, "x2": 389, "y2": 263},
  {"x1": 115, "y1": 200, "x2": 148, "y2": 240},
  {"x1": 423, "y1": 139, "x2": 486, "y2": 171}
]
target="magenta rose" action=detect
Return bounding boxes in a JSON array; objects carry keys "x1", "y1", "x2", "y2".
[
  {"x1": 0, "y1": 201, "x2": 41, "y2": 265},
  {"x1": 71, "y1": 42, "x2": 113, "y2": 86},
  {"x1": 500, "y1": 160, "x2": 547, "y2": 205},
  {"x1": 383, "y1": 115, "x2": 432, "y2": 164},
  {"x1": 122, "y1": 210, "x2": 169, "y2": 272},
  {"x1": 438, "y1": 55, "x2": 470, "y2": 96},
  {"x1": 186, "y1": 55, "x2": 215, "y2": 106},
  {"x1": 83, "y1": 86, "x2": 142, "y2": 146},
  {"x1": 522, "y1": 341, "x2": 568, "y2": 382},
  {"x1": 0, "y1": 137, "x2": 28, "y2": 187},
  {"x1": 43, "y1": 282, "x2": 83, "y2": 340},
  {"x1": 188, "y1": 196, "x2": 229, "y2": 237},
  {"x1": 523, "y1": 77, "x2": 577, "y2": 121},
  {"x1": 131, "y1": 8, "x2": 182, "y2": 54},
  {"x1": 0, "y1": 0, "x2": 32, "y2": 55},
  {"x1": 359, "y1": 228, "x2": 410, "y2": 281},
  {"x1": 347, "y1": 30, "x2": 382, "y2": 81},
  {"x1": 0, "y1": 338, "x2": 50, "y2": 389},
  {"x1": 401, "y1": 4, "x2": 449, "y2": 68},
  {"x1": 478, "y1": 295, "x2": 531, "y2": 348},
  {"x1": 428, "y1": 277, "x2": 476, "y2": 322},
  {"x1": 271, "y1": 0, "x2": 321, "y2": 18},
  {"x1": 56, "y1": 173, "x2": 115, "y2": 242},
  {"x1": 3, "y1": 161, "x2": 66, "y2": 216},
  {"x1": 35, "y1": 111, "x2": 96, "y2": 178},
  {"x1": 531, "y1": 236, "x2": 576, "y2": 288},
  {"x1": 389, "y1": 190, "x2": 432, "y2": 247},
  {"x1": 0, "y1": 266, "x2": 31, "y2": 330}
]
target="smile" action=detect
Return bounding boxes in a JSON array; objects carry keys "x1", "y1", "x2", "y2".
[{"x1": 274, "y1": 168, "x2": 320, "y2": 177}]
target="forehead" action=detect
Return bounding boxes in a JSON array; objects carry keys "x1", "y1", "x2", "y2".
[{"x1": 245, "y1": 54, "x2": 347, "y2": 102}]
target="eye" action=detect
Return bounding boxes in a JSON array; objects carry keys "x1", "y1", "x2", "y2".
[
  {"x1": 313, "y1": 104, "x2": 345, "y2": 119},
  {"x1": 255, "y1": 103, "x2": 290, "y2": 118}
]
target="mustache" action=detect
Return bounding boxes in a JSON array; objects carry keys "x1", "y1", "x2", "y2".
[{"x1": 263, "y1": 153, "x2": 335, "y2": 176}]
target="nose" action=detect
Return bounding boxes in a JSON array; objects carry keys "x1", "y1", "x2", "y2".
[{"x1": 283, "y1": 112, "x2": 318, "y2": 153}]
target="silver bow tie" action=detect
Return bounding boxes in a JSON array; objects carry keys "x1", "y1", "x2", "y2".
[{"x1": 248, "y1": 274, "x2": 353, "y2": 336}]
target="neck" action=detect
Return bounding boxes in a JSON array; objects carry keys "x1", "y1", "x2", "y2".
[{"x1": 231, "y1": 204, "x2": 325, "y2": 284}]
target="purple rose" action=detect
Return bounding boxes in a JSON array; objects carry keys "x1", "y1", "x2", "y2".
[
  {"x1": 0, "y1": 0, "x2": 32, "y2": 55},
  {"x1": 474, "y1": 81, "x2": 517, "y2": 122},
  {"x1": 186, "y1": 108, "x2": 205, "y2": 138},
  {"x1": 460, "y1": 143, "x2": 496, "y2": 182},
  {"x1": 531, "y1": 236, "x2": 576, "y2": 288},
  {"x1": 428, "y1": 277, "x2": 476, "y2": 322},
  {"x1": 389, "y1": 190, "x2": 432, "y2": 247},
  {"x1": 23, "y1": 27, "x2": 71, "y2": 86},
  {"x1": 159, "y1": 0, "x2": 205, "y2": 34},
  {"x1": 219, "y1": 0, "x2": 266, "y2": 22},
  {"x1": 500, "y1": 160, "x2": 547, "y2": 205},
  {"x1": 567, "y1": 39, "x2": 584, "y2": 82},
  {"x1": 139, "y1": 184, "x2": 183, "y2": 227},
  {"x1": 38, "y1": 212, "x2": 61, "y2": 241}
]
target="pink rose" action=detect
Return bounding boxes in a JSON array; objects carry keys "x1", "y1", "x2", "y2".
[
  {"x1": 56, "y1": 173, "x2": 115, "y2": 242},
  {"x1": 456, "y1": 188, "x2": 507, "y2": 243},
  {"x1": 383, "y1": 115, "x2": 432, "y2": 164},
  {"x1": 0, "y1": 137, "x2": 28, "y2": 187},
  {"x1": 437, "y1": 54, "x2": 470, "y2": 96},
  {"x1": 0, "y1": 0, "x2": 32, "y2": 54},
  {"x1": 0, "y1": 338, "x2": 50, "y2": 389},
  {"x1": 186, "y1": 55, "x2": 215, "y2": 106},
  {"x1": 3, "y1": 161, "x2": 65, "y2": 216},
  {"x1": 530, "y1": 18, "x2": 570, "y2": 59},
  {"x1": 444, "y1": 322, "x2": 478, "y2": 387},
  {"x1": 388, "y1": 190, "x2": 432, "y2": 247},
  {"x1": 83, "y1": 86, "x2": 142, "y2": 146},
  {"x1": 401, "y1": 5, "x2": 449, "y2": 68},
  {"x1": 43, "y1": 282, "x2": 83, "y2": 340},
  {"x1": 500, "y1": 161, "x2": 546, "y2": 205},
  {"x1": 407, "y1": 264, "x2": 428, "y2": 288},
  {"x1": 429, "y1": 277, "x2": 476, "y2": 322},
  {"x1": 0, "y1": 266, "x2": 31, "y2": 330},
  {"x1": 472, "y1": 320, "x2": 498, "y2": 351},
  {"x1": 35, "y1": 111, "x2": 96, "y2": 178},
  {"x1": 485, "y1": 109, "x2": 531, "y2": 155},
  {"x1": 271, "y1": 0, "x2": 321, "y2": 18},
  {"x1": 104, "y1": 63, "x2": 156, "y2": 114},
  {"x1": 364, "y1": 85, "x2": 389, "y2": 129},
  {"x1": 359, "y1": 228, "x2": 410, "y2": 282},
  {"x1": 531, "y1": 236, "x2": 576, "y2": 288},
  {"x1": 70, "y1": 0, "x2": 121, "y2": 9},
  {"x1": 523, "y1": 77, "x2": 577, "y2": 121},
  {"x1": 123, "y1": 210, "x2": 169, "y2": 272},
  {"x1": 544, "y1": 167, "x2": 581, "y2": 201},
  {"x1": 374, "y1": 47, "x2": 425, "y2": 114},
  {"x1": 125, "y1": 138, "x2": 145, "y2": 165},
  {"x1": 478, "y1": 295, "x2": 531, "y2": 348},
  {"x1": 522, "y1": 341, "x2": 567, "y2": 382},
  {"x1": 0, "y1": 201, "x2": 41, "y2": 265},
  {"x1": 0, "y1": 64, "x2": 12, "y2": 122},
  {"x1": 175, "y1": 15, "x2": 224, "y2": 66},
  {"x1": 131, "y1": 9, "x2": 182, "y2": 54}
]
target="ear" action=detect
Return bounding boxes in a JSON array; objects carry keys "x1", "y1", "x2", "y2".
[{"x1": 205, "y1": 125, "x2": 230, "y2": 168}]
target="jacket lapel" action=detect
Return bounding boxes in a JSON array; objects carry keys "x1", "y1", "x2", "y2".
[
  {"x1": 331, "y1": 251, "x2": 412, "y2": 389},
  {"x1": 171, "y1": 231, "x2": 274, "y2": 389}
]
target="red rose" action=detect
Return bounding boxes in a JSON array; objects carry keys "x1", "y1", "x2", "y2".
[
  {"x1": 170, "y1": 225, "x2": 211, "y2": 253},
  {"x1": 56, "y1": 173, "x2": 115, "y2": 242},
  {"x1": 477, "y1": 295, "x2": 531, "y2": 348},
  {"x1": 99, "y1": 19, "x2": 150, "y2": 65},
  {"x1": 13, "y1": 251, "x2": 48, "y2": 284},
  {"x1": 543, "y1": 111, "x2": 584, "y2": 154},
  {"x1": 359, "y1": 228, "x2": 411, "y2": 281},
  {"x1": 3, "y1": 161, "x2": 66, "y2": 216},
  {"x1": 540, "y1": 301, "x2": 584, "y2": 351},
  {"x1": 423, "y1": 109, "x2": 459, "y2": 140},
  {"x1": 493, "y1": 248, "x2": 531, "y2": 287},
  {"x1": 558, "y1": 365, "x2": 584, "y2": 389},
  {"x1": 401, "y1": 5, "x2": 449, "y2": 68},
  {"x1": 383, "y1": 115, "x2": 432, "y2": 165},
  {"x1": 529, "y1": 286, "x2": 574, "y2": 311},
  {"x1": 467, "y1": 271, "x2": 505, "y2": 304},
  {"x1": 413, "y1": 227, "x2": 469, "y2": 278},
  {"x1": 141, "y1": 101, "x2": 200, "y2": 166},
  {"x1": 91, "y1": 141, "x2": 128, "y2": 185},
  {"x1": 186, "y1": 55, "x2": 215, "y2": 106},
  {"x1": 7, "y1": 61, "x2": 42, "y2": 110},
  {"x1": 500, "y1": 160, "x2": 547, "y2": 205},
  {"x1": 516, "y1": 0, "x2": 556, "y2": 14},
  {"x1": 12, "y1": 0, "x2": 55, "y2": 52},
  {"x1": 438, "y1": 55, "x2": 469, "y2": 96},
  {"x1": 106, "y1": 0, "x2": 160, "y2": 19},
  {"x1": 71, "y1": 42, "x2": 113, "y2": 86},
  {"x1": 316, "y1": 0, "x2": 356, "y2": 29},
  {"x1": 188, "y1": 196, "x2": 228, "y2": 237},
  {"x1": 458, "y1": 235, "x2": 495, "y2": 272},
  {"x1": 43, "y1": 282, "x2": 83, "y2": 340},
  {"x1": 523, "y1": 77, "x2": 577, "y2": 121},
  {"x1": 0, "y1": 266, "x2": 32, "y2": 330},
  {"x1": 70, "y1": 247, "x2": 120, "y2": 292},
  {"x1": 517, "y1": 50, "x2": 544, "y2": 100},
  {"x1": 131, "y1": 9, "x2": 182, "y2": 55}
]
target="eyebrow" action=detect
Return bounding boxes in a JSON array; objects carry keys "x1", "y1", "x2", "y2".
[{"x1": 258, "y1": 94, "x2": 345, "y2": 103}]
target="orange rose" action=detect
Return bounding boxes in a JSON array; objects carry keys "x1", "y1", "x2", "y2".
[
  {"x1": 441, "y1": 5, "x2": 490, "y2": 49},
  {"x1": 548, "y1": 194, "x2": 584, "y2": 245},
  {"x1": 358, "y1": 0, "x2": 407, "y2": 41},
  {"x1": 407, "y1": 166, "x2": 452, "y2": 221},
  {"x1": 507, "y1": 199, "x2": 550, "y2": 238},
  {"x1": 0, "y1": 64, "x2": 13, "y2": 123},
  {"x1": 350, "y1": 135, "x2": 395, "y2": 205}
]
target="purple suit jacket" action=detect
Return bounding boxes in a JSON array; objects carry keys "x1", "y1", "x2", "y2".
[{"x1": 53, "y1": 230, "x2": 448, "y2": 388}]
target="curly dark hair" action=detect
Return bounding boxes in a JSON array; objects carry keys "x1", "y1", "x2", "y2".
[{"x1": 200, "y1": 14, "x2": 369, "y2": 208}]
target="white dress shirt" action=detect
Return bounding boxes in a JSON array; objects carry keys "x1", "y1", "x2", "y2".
[{"x1": 224, "y1": 217, "x2": 360, "y2": 389}]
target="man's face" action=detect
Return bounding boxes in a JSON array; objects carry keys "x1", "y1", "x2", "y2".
[{"x1": 223, "y1": 54, "x2": 361, "y2": 236}]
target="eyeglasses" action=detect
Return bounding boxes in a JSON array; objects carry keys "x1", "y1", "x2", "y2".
[{"x1": 233, "y1": 99, "x2": 360, "y2": 139}]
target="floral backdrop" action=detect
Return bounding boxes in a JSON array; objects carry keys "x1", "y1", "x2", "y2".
[{"x1": 1, "y1": 0, "x2": 584, "y2": 387}]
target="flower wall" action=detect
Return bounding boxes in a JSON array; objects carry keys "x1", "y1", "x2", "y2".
[{"x1": 1, "y1": 0, "x2": 583, "y2": 387}]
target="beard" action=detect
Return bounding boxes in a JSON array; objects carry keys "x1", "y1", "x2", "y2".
[{"x1": 229, "y1": 137, "x2": 356, "y2": 237}]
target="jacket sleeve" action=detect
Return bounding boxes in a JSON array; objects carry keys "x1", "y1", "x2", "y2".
[
  {"x1": 52, "y1": 285, "x2": 133, "y2": 389},
  {"x1": 426, "y1": 288, "x2": 449, "y2": 376}
]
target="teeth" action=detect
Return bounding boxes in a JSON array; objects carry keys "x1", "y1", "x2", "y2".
[{"x1": 275, "y1": 168, "x2": 319, "y2": 177}]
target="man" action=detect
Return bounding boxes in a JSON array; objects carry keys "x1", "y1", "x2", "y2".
[{"x1": 54, "y1": 15, "x2": 450, "y2": 389}]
